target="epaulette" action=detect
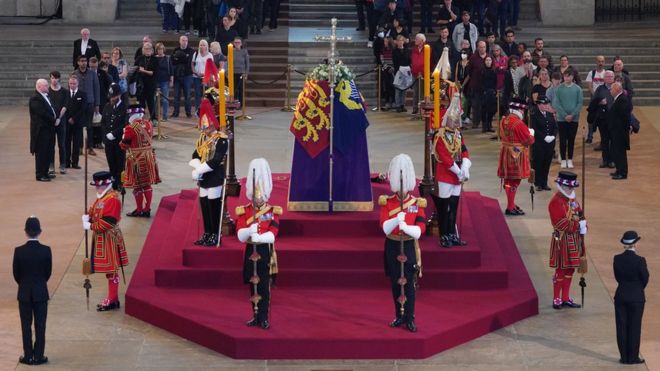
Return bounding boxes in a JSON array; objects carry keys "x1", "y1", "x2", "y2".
[
  {"x1": 416, "y1": 198, "x2": 427, "y2": 208},
  {"x1": 235, "y1": 206, "x2": 245, "y2": 216},
  {"x1": 378, "y1": 195, "x2": 388, "y2": 206},
  {"x1": 272, "y1": 206, "x2": 283, "y2": 215}
]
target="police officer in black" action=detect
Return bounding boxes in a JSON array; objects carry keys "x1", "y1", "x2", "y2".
[
  {"x1": 530, "y1": 95, "x2": 557, "y2": 191},
  {"x1": 614, "y1": 230, "x2": 649, "y2": 365},
  {"x1": 101, "y1": 83, "x2": 128, "y2": 190},
  {"x1": 13, "y1": 216, "x2": 52, "y2": 366}
]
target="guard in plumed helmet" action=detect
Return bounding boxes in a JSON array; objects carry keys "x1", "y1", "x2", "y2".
[
  {"x1": 82, "y1": 171, "x2": 129, "y2": 311},
  {"x1": 188, "y1": 97, "x2": 228, "y2": 246},
  {"x1": 101, "y1": 83, "x2": 127, "y2": 191},
  {"x1": 432, "y1": 92, "x2": 470, "y2": 248},
  {"x1": 235, "y1": 158, "x2": 282, "y2": 330},
  {"x1": 498, "y1": 97, "x2": 535, "y2": 216},
  {"x1": 548, "y1": 171, "x2": 587, "y2": 310},
  {"x1": 379, "y1": 154, "x2": 427, "y2": 333},
  {"x1": 119, "y1": 104, "x2": 161, "y2": 217}
]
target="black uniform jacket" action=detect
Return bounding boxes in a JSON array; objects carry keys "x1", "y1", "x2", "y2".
[
  {"x1": 13, "y1": 240, "x2": 52, "y2": 302},
  {"x1": 614, "y1": 250, "x2": 649, "y2": 303}
]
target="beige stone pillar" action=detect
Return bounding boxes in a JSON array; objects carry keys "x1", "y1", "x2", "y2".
[{"x1": 539, "y1": 0, "x2": 595, "y2": 26}]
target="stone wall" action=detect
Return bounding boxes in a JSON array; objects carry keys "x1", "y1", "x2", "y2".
[
  {"x1": 0, "y1": 0, "x2": 118, "y2": 23},
  {"x1": 0, "y1": 0, "x2": 58, "y2": 16},
  {"x1": 540, "y1": 0, "x2": 595, "y2": 26}
]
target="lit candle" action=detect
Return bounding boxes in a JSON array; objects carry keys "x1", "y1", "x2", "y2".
[
  {"x1": 227, "y1": 43, "x2": 234, "y2": 99},
  {"x1": 424, "y1": 44, "x2": 431, "y2": 100},
  {"x1": 433, "y1": 69, "x2": 440, "y2": 129},
  {"x1": 219, "y1": 69, "x2": 227, "y2": 128}
]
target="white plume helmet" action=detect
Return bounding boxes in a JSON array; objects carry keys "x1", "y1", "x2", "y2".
[
  {"x1": 246, "y1": 158, "x2": 273, "y2": 202},
  {"x1": 388, "y1": 154, "x2": 416, "y2": 194},
  {"x1": 435, "y1": 47, "x2": 452, "y2": 80},
  {"x1": 442, "y1": 92, "x2": 463, "y2": 128}
]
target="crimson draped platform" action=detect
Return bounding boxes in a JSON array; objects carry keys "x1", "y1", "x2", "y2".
[{"x1": 125, "y1": 174, "x2": 538, "y2": 359}]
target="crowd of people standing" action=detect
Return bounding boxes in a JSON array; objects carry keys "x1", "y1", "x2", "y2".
[{"x1": 368, "y1": 0, "x2": 637, "y2": 187}]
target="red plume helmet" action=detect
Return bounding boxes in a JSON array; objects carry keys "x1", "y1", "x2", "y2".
[{"x1": 203, "y1": 58, "x2": 219, "y2": 86}]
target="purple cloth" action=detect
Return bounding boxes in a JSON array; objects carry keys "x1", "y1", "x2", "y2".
[{"x1": 289, "y1": 128, "x2": 372, "y2": 208}]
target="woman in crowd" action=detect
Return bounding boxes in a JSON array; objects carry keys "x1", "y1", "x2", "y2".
[
  {"x1": 210, "y1": 41, "x2": 227, "y2": 69},
  {"x1": 492, "y1": 44, "x2": 508, "y2": 117},
  {"x1": 480, "y1": 55, "x2": 497, "y2": 133},
  {"x1": 375, "y1": 36, "x2": 396, "y2": 110},
  {"x1": 192, "y1": 39, "x2": 214, "y2": 114},
  {"x1": 135, "y1": 42, "x2": 159, "y2": 120},
  {"x1": 502, "y1": 55, "x2": 518, "y2": 113},
  {"x1": 111, "y1": 47, "x2": 129, "y2": 96},
  {"x1": 155, "y1": 42, "x2": 173, "y2": 122},
  {"x1": 392, "y1": 34, "x2": 411, "y2": 113},
  {"x1": 531, "y1": 68, "x2": 552, "y2": 104},
  {"x1": 389, "y1": 18, "x2": 409, "y2": 45},
  {"x1": 455, "y1": 45, "x2": 471, "y2": 124},
  {"x1": 552, "y1": 68, "x2": 583, "y2": 169}
]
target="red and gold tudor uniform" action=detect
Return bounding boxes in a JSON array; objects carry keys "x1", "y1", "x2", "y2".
[
  {"x1": 498, "y1": 99, "x2": 535, "y2": 215},
  {"x1": 119, "y1": 106, "x2": 161, "y2": 217},
  {"x1": 548, "y1": 171, "x2": 586, "y2": 309},
  {"x1": 379, "y1": 193, "x2": 426, "y2": 330},
  {"x1": 85, "y1": 171, "x2": 129, "y2": 311},
  {"x1": 235, "y1": 202, "x2": 282, "y2": 328}
]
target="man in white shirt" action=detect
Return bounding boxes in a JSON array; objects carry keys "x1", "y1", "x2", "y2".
[{"x1": 72, "y1": 28, "x2": 101, "y2": 69}]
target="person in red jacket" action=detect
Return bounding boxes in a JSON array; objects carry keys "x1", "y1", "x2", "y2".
[
  {"x1": 379, "y1": 153, "x2": 427, "y2": 332},
  {"x1": 235, "y1": 158, "x2": 282, "y2": 330},
  {"x1": 82, "y1": 171, "x2": 129, "y2": 311},
  {"x1": 433, "y1": 92, "x2": 470, "y2": 247},
  {"x1": 548, "y1": 171, "x2": 587, "y2": 309},
  {"x1": 119, "y1": 104, "x2": 161, "y2": 217},
  {"x1": 498, "y1": 98, "x2": 535, "y2": 215},
  {"x1": 410, "y1": 33, "x2": 426, "y2": 114}
]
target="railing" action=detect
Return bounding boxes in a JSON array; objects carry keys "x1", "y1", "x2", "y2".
[{"x1": 595, "y1": 0, "x2": 660, "y2": 22}]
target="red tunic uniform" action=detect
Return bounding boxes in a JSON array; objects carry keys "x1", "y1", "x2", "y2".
[
  {"x1": 89, "y1": 191, "x2": 129, "y2": 274},
  {"x1": 433, "y1": 128, "x2": 469, "y2": 185},
  {"x1": 119, "y1": 118, "x2": 161, "y2": 188},
  {"x1": 548, "y1": 192, "x2": 585, "y2": 269},
  {"x1": 235, "y1": 203, "x2": 282, "y2": 324},
  {"x1": 497, "y1": 114, "x2": 534, "y2": 179}
]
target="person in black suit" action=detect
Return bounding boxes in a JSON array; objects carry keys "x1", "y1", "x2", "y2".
[
  {"x1": 65, "y1": 75, "x2": 86, "y2": 169},
  {"x1": 72, "y1": 28, "x2": 101, "y2": 69},
  {"x1": 101, "y1": 83, "x2": 128, "y2": 190},
  {"x1": 29, "y1": 79, "x2": 58, "y2": 182},
  {"x1": 530, "y1": 95, "x2": 556, "y2": 191},
  {"x1": 587, "y1": 70, "x2": 615, "y2": 169},
  {"x1": 12, "y1": 216, "x2": 52, "y2": 366},
  {"x1": 607, "y1": 82, "x2": 632, "y2": 180},
  {"x1": 614, "y1": 230, "x2": 649, "y2": 365}
]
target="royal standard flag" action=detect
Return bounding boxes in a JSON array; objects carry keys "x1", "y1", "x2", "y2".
[
  {"x1": 289, "y1": 80, "x2": 331, "y2": 159},
  {"x1": 332, "y1": 79, "x2": 369, "y2": 155}
]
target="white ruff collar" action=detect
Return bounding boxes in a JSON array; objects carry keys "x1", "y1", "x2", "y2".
[
  {"x1": 97, "y1": 184, "x2": 113, "y2": 198},
  {"x1": 556, "y1": 183, "x2": 575, "y2": 199}
]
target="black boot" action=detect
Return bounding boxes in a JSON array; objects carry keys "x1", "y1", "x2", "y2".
[
  {"x1": 208, "y1": 197, "x2": 223, "y2": 243},
  {"x1": 389, "y1": 317, "x2": 404, "y2": 327},
  {"x1": 204, "y1": 233, "x2": 218, "y2": 246},
  {"x1": 440, "y1": 234, "x2": 452, "y2": 248},
  {"x1": 448, "y1": 196, "x2": 467, "y2": 246},
  {"x1": 197, "y1": 196, "x2": 212, "y2": 244},
  {"x1": 437, "y1": 197, "x2": 451, "y2": 242},
  {"x1": 246, "y1": 317, "x2": 258, "y2": 326},
  {"x1": 194, "y1": 233, "x2": 210, "y2": 245}
]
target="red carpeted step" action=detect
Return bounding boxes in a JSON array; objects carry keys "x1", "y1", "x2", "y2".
[
  {"x1": 126, "y1": 286, "x2": 537, "y2": 359},
  {"x1": 154, "y1": 265, "x2": 508, "y2": 290},
  {"x1": 182, "y1": 240, "x2": 482, "y2": 269},
  {"x1": 126, "y1": 181, "x2": 538, "y2": 359}
]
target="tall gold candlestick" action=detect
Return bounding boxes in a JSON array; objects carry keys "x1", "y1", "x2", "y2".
[{"x1": 227, "y1": 44, "x2": 234, "y2": 99}]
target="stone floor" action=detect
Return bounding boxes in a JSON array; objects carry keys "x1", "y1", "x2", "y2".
[
  {"x1": 1, "y1": 101, "x2": 657, "y2": 370},
  {"x1": 2, "y1": 16, "x2": 660, "y2": 371}
]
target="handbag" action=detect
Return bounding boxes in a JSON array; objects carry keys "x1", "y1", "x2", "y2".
[{"x1": 393, "y1": 66, "x2": 413, "y2": 90}]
